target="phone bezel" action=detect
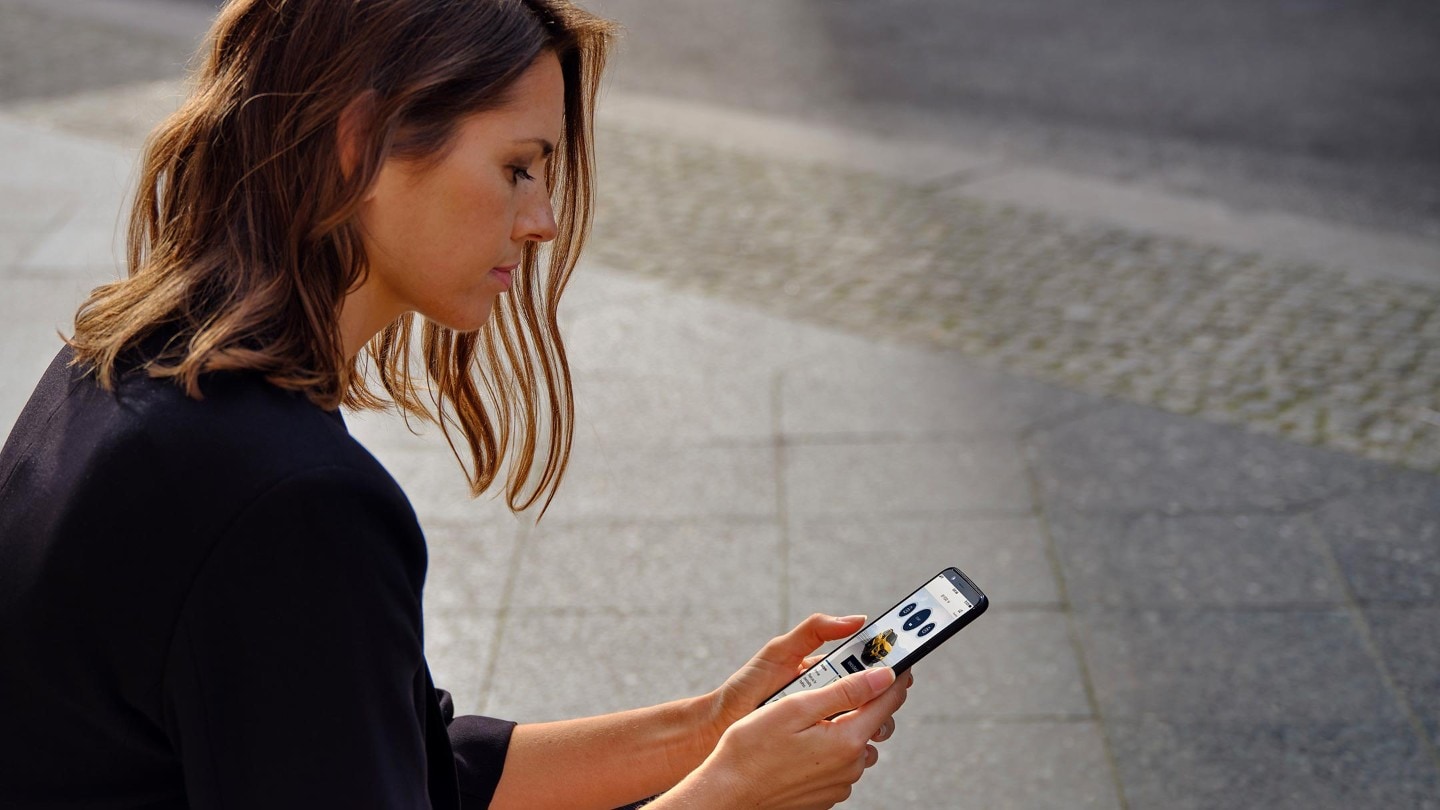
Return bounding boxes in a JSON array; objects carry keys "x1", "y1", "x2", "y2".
[{"x1": 761, "y1": 566, "x2": 989, "y2": 707}]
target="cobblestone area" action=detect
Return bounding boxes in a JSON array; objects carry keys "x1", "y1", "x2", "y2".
[
  {"x1": 5, "y1": 49, "x2": 1436, "y2": 473},
  {"x1": 589, "y1": 126, "x2": 1440, "y2": 472}
]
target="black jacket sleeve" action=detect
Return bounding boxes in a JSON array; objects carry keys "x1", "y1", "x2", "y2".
[{"x1": 160, "y1": 465, "x2": 435, "y2": 808}]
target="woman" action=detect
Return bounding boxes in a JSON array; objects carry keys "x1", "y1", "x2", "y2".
[{"x1": 0, "y1": 1, "x2": 910, "y2": 808}]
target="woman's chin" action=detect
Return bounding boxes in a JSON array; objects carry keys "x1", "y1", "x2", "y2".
[{"x1": 423, "y1": 301, "x2": 498, "y2": 334}]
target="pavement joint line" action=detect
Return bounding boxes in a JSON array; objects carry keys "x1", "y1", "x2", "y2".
[
  {"x1": 914, "y1": 160, "x2": 1018, "y2": 195},
  {"x1": 913, "y1": 714, "x2": 1098, "y2": 725},
  {"x1": 780, "y1": 431, "x2": 1031, "y2": 447},
  {"x1": 474, "y1": 518, "x2": 532, "y2": 716},
  {"x1": 793, "y1": 508, "x2": 1040, "y2": 522},
  {"x1": 770, "y1": 370, "x2": 791, "y2": 637},
  {"x1": 1021, "y1": 442, "x2": 1132, "y2": 810},
  {"x1": 1304, "y1": 511, "x2": 1440, "y2": 775},
  {"x1": 1016, "y1": 401, "x2": 1117, "y2": 445}
]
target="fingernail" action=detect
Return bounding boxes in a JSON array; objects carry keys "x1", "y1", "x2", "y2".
[{"x1": 839, "y1": 614, "x2": 867, "y2": 623}]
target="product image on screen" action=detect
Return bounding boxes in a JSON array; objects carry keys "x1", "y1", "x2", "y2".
[{"x1": 763, "y1": 572, "x2": 977, "y2": 706}]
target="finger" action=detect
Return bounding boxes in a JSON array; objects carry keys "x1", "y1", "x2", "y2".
[
  {"x1": 784, "y1": 666, "x2": 895, "y2": 725},
  {"x1": 870, "y1": 718, "x2": 894, "y2": 742},
  {"x1": 864, "y1": 743, "x2": 879, "y2": 768},
  {"x1": 760, "y1": 613, "x2": 867, "y2": 663},
  {"x1": 835, "y1": 670, "x2": 909, "y2": 740},
  {"x1": 800, "y1": 653, "x2": 826, "y2": 671}
]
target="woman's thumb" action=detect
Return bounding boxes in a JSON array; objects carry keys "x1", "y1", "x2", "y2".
[{"x1": 793, "y1": 667, "x2": 896, "y2": 721}]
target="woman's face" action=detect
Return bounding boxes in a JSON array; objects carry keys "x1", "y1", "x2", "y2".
[{"x1": 349, "y1": 51, "x2": 564, "y2": 340}]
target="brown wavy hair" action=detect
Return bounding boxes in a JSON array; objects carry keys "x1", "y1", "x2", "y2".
[{"x1": 67, "y1": 0, "x2": 616, "y2": 514}]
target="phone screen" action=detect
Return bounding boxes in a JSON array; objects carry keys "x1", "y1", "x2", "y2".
[{"x1": 763, "y1": 570, "x2": 983, "y2": 707}]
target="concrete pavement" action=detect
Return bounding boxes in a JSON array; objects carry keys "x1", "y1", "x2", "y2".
[{"x1": 2, "y1": 3, "x2": 1439, "y2": 805}]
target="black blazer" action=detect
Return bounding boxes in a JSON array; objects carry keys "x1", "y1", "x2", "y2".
[{"x1": 0, "y1": 347, "x2": 513, "y2": 808}]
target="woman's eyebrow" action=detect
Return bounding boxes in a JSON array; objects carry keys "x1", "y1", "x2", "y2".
[{"x1": 512, "y1": 137, "x2": 555, "y2": 157}]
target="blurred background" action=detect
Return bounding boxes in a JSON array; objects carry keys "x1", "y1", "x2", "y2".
[{"x1": 2, "y1": 0, "x2": 1438, "y2": 807}]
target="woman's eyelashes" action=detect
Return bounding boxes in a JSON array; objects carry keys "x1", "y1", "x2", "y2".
[{"x1": 509, "y1": 165, "x2": 536, "y2": 184}]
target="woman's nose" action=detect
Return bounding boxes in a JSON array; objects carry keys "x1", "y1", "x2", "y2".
[{"x1": 518, "y1": 188, "x2": 558, "y2": 244}]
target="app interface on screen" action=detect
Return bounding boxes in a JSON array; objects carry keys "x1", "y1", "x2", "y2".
[{"x1": 765, "y1": 573, "x2": 976, "y2": 705}]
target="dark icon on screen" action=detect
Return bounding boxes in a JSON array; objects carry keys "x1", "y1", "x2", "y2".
[
  {"x1": 902, "y1": 608, "x2": 931, "y2": 632},
  {"x1": 917, "y1": 622, "x2": 935, "y2": 637},
  {"x1": 861, "y1": 629, "x2": 898, "y2": 666},
  {"x1": 899, "y1": 603, "x2": 917, "y2": 617},
  {"x1": 841, "y1": 655, "x2": 865, "y2": 673}
]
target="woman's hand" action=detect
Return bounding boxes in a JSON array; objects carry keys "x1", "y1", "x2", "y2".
[
  {"x1": 705, "y1": 613, "x2": 870, "y2": 739},
  {"x1": 659, "y1": 666, "x2": 911, "y2": 810}
]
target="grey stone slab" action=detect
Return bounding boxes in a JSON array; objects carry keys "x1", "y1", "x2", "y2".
[
  {"x1": 789, "y1": 514, "x2": 1060, "y2": 612},
  {"x1": 897, "y1": 611, "x2": 1091, "y2": 720},
  {"x1": 1046, "y1": 509, "x2": 1346, "y2": 609},
  {"x1": 0, "y1": 187, "x2": 70, "y2": 232},
  {"x1": 423, "y1": 613, "x2": 501, "y2": 720},
  {"x1": 1030, "y1": 402, "x2": 1383, "y2": 514},
  {"x1": 560, "y1": 260, "x2": 865, "y2": 378},
  {"x1": 1077, "y1": 610, "x2": 1406, "y2": 726},
  {"x1": 780, "y1": 346, "x2": 1101, "y2": 439},
  {"x1": 0, "y1": 278, "x2": 96, "y2": 435},
  {"x1": 511, "y1": 518, "x2": 781, "y2": 614},
  {"x1": 19, "y1": 216, "x2": 129, "y2": 273},
  {"x1": 571, "y1": 369, "x2": 774, "y2": 445},
  {"x1": 1309, "y1": 470, "x2": 1440, "y2": 603},
  {"x1": 422, "y1": 521, "x2": 520, "y2": 617},
  {"x1": 1365, "y1": 606, "x2": 1440, "y2": 744},
  {"x1": 785, "y1": 438, "x2": 1032, "y2": 517},
  {"x1": 1107, "y1": 716, "x2": 1440, "y2": 810},
  {"x1": 482, "y1": 611, "x2": 775, "y2": 722},
  {"x1": 0, "y1": 230, "x2": 43, "y2": 271},
  {"x1": 540, "y1": 441, "x2": 778, "y2": 521},
  {"x1": 0, "y1": 114, "x2": 137, "y2": 192},
  {"x1": 851, "y1": 719, "x2": 1122, "y2": 810}
]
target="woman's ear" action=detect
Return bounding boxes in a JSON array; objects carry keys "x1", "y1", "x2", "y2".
[{"x1": 337, "y1": 90, "x2": 379, "y2": 195}]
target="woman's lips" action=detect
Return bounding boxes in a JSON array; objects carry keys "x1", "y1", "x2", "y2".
[{"x1": 490, "y1": 263, "x2": 518, "y2": 288}]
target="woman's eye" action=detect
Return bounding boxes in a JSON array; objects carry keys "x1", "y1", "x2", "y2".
[{"x1": 510, "y1": 166, "x2": 535, "y2": 184}]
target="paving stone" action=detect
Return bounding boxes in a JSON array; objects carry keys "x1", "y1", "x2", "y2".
[
  {"x1": 852, "y1": 719, "x2": 1122, "y2": 810},
  {"x1": 540, "y1": 441, "x2": 778, "y2": 521},
  {"x1": 896, "y1": 610, "x2": 1091, "y2": 720},
  {"x1": 511, "y1": 518, "x2": 782, "y2": 614},
  {"x1": 422, "y1": 520, "x2": 521, "y2": 617},
  {"x1": 424, "y1": 613, "x2": 502, "y2": 720},
  {"x1": 571, "y1": 368, "x2": 775, "y2": 445},
  {"x1": 1107, "y1": 717, "x2": 1440, "y2": 810},
  {"x1": 0, "y1": 278, "x2": 97, "y2": 435},
  {"x1": 789, "y1": 514, "x2": 1060, "y2": 611},
  {"x1": 1077, "y1": 610, "x2": 1405, "y2": 727},
  {"x1": 1030, "y1": 403, "x2": 1383, "y2": 514},
  {"x1": 559, "y1": 259, "x2": 862, "y2": 379},
  {"x1": 1364, "y1": 606, "x2": 1440, "y2": 744},
  {"x1": 19, "y1": 216, "x2": 129, "y2": 273},
  {"x1": 481, "y1": 611, "x2": 775, "y2": 722},
  {"x1": 780, "y1": 345, "x2": 1103, "y2": 439},
  {"x1": 1045, "y1": 509, "x2": 1346, "y2": 608},
  {"x1": 1308, "y1": 469, "x2": 1440, "y2": 603},
  {"x1": 785, "y1": 438, "x2": 1032, "y2": 517},
  {"x1": 0, "y1": 113, "x2": 137, "y2": 197}
]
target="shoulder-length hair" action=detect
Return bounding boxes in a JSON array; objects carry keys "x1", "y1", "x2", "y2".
[{"x1": 68, "y1": 0, "x2": 616, "y2": 515}]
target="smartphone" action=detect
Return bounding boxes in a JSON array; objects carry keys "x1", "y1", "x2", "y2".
[{"x1": 762, "y1": 567, "x2": 988, "y2": 707}]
